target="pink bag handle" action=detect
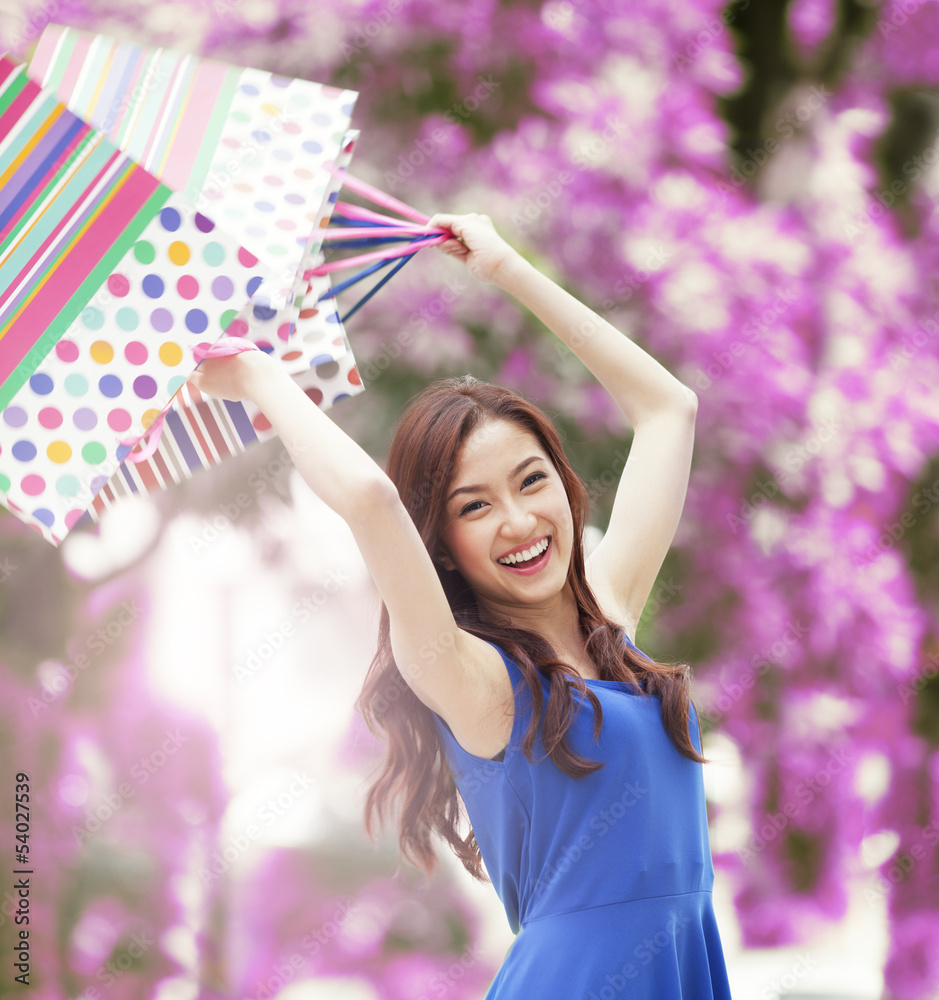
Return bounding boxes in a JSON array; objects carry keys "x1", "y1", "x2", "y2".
[
  {"x1": 190, "y1": 336, "x2": 263, "y2": 364},
  {"x1": 309, "y1": 234, "x2": 449, "y2": 276},
  {"x1": 334, "y1": 202, "x2": 429, "y2": 228},
  {"x1": 308, "y1": 165, "x2": 452, "y2": 276},
  {"x1": 325, "y1": 165, "x2": 432, "y2": 224},
  {"x1": 318, "y1": 225, "x2": 448, "y2": 240},
  {"x1": 118, "y1": 337, "x2": 261, "y2": 463},
  {"x1": 119, "y1": 408, "x2": 170, "y2": 464}
]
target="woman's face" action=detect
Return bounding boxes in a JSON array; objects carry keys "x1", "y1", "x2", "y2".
[{"x1": 437, "y1": 418, "x2": 574, "y2": 613}]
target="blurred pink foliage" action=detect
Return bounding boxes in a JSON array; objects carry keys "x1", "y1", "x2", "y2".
[
  {"x1": 0, "y1": 552, "x2": 229, "y2": 995},
  {"x1": 1, "y1": 0, "x2": 938, "y2": 997},
  {"x1": 233, "y1": 850, "x2": 492, "y2": 998}
]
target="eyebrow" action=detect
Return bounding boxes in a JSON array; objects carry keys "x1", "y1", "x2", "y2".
[{"x1": 446, "y1": 455, "x2": 544, "y2": 505}]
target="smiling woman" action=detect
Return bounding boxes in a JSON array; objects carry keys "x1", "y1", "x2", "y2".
[
  {"x1": 437, "y1": 419, "x2": 574, "y2": 599},
  {"x1": 191, "y1": 212, "x2": 731, "y2": 999}
]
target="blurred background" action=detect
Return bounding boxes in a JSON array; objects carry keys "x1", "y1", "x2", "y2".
[{"x1": 1, "y1": 0, "x2": 939, "y2": 997}]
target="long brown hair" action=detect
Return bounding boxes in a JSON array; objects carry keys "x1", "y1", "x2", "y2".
[{"x1": 355, "y1": 376, "x2": 706, "y2": 883}]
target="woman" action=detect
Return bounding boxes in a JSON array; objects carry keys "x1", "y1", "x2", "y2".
[{"x1": 190, "y1": 213, "x2": 733, "y2": 998}]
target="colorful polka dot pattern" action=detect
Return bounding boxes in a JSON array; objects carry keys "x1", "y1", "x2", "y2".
[
  {"x1": 197, "y1": 65, "x2": 357, "y2": 309},
  {"x1": 221, "y1": 132, "x2": 357, "y2": 380},
  {"x1": 83, "y1": 142, "x2": 367, "y2": 525},
  {"x1": 242, "y1": 332, "x2": 364, "y2": 438},
  {"x1": 0, "y1": 191, "x2": 273, "y2": 544},
  {"x1": 236, "y1": 136, "x2": 365, "y2": 433},
  {"x1": 39, "y1": 34, "x2": 356, "y2": 311},
  {"x1": 86, "y1": 336, "x2": 364, "y2": 530}
]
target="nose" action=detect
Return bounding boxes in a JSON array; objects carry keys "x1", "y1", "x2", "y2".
[{"x1": 500, "y1": 502, "x2": 537, "y2": 540}]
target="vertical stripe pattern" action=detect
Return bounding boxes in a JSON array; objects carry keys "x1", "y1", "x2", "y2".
[{"x1": 0, "y1": 57, "x2": 166, "y2": 401}]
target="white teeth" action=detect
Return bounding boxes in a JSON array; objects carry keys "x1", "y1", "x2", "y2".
[{"x1": 498, "y1": 537, "x2": 549, "y2": 566}]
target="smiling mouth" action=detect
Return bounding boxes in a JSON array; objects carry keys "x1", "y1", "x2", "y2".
[{"x1": 497, "y1": 536, "x2": 551, "y2": 569}]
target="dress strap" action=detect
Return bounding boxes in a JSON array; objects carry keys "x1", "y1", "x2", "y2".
[{"x1": 624, "y1": 631, "x2": 652, "y2": 661}]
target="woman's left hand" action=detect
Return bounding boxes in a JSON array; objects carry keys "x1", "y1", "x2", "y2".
[{"x1": 427, "y1": 212, "x2": 519, "y2": 286}]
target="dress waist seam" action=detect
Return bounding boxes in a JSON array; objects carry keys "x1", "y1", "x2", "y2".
[{"x1": 520, "y1": 887, "x2": 713, "y2": 928}]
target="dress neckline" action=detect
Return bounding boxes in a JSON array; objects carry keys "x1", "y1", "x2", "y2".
[
  {"x1": 583, "y1": 677, "x2": 644, "y2": 689},
  {"x1": 572, "y1": 632, "x2": 646, "y2": 686}
]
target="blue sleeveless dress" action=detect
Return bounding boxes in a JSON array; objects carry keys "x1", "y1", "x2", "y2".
[{"x1": 430, "y1": 636, "x2": 733, "y2": 999}]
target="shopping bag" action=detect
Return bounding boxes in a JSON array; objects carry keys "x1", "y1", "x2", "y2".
[
  {"x1": 4, "y1": 28, "x2": 367, "y2": 541},
  {"x1": 27, "y1": 25, "x2": 361, "y2": 368},
  {"x1": 0, "y1": 55, "x2": 275, "y2": 545},
  {"x1": 83, "y1": 143, "x2": 456, "y2": 530},
  {"x1": 81, "y1": 133, "x2": 368, "y2": 527},
  {"x1": 3, "y1": 29, "x2": 450, "y2": 544},
  {"x1": 27, "y1": 24, "x2": 360, "y2": 314}
]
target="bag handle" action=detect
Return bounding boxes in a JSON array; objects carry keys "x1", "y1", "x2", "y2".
[
  {"x1": 309, "y1": 232, "x2": 448, "y2": 276},
  {"x1": 308, "y1": 166, "x2": 452, "y2": 278},
  {"x1": 117, "y1": 337, "x2": 261, "y2": 463},
  {"x1": 325, "y1": 166, "x2": 433, "y2": 224},
  {"x1": 317, "y1": 250, "x2": 416, "y2": 323}
]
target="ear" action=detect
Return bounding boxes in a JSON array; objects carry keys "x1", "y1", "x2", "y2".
[{"x1": 436, "y1": 545, "x2": 457, "y2": 573}]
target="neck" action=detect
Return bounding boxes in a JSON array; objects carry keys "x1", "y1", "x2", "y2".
[{"x1": 477, "y1": 582, "x2": 584, "y2": 656}]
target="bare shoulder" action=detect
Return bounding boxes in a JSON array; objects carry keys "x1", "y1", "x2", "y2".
[
  {"x1": 432, "y1": 618, "x2": 640, "y2": 764},
  {"x1": 431, "y1": 629, "x2": 517, "y2": 761},
  {"x1": 429, "y1": 573, "x2": 639, "y2": 761}
]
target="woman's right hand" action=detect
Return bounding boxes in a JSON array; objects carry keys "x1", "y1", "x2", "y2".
[
  {"x1": 427, "y1": 212, "x2": 520, "y2": 286},
  {"x1": 187, "y1": 347, "x2": 281, "y2": 403}
]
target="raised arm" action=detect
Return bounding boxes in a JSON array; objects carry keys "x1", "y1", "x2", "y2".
[
  {"x1": 187, "y1": 349, "x2": 507, "y2": 724},
  {"x1": 430, "y1": 213, "x2": 698, "y2": 632}
]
